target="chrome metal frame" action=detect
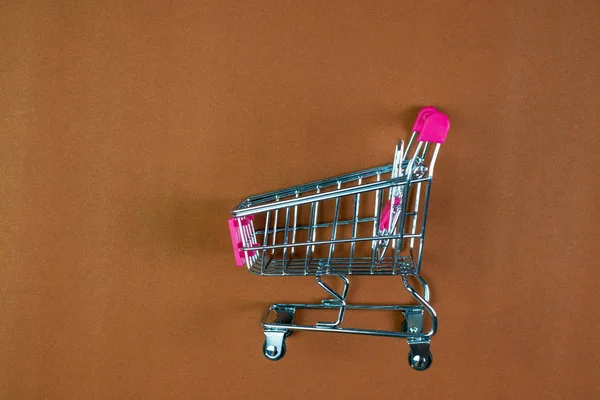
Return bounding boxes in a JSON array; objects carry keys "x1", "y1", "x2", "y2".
[{"x1": 231, "y1": 131, "x2": 444, "y2": 370}]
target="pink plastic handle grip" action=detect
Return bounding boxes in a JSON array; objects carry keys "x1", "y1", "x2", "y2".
[
  {"x1": 378, "y1": 196, "x2": 402, "y2": 231},
  {"x1": 228, "y1": 216, "x2": 256, "y2": 267},
  {"x1": 411, "y1": 106, "x2": 438, "y2": 132},
  {"x1": 417, "y1": 112, "x2": 450, "y2": 144}
]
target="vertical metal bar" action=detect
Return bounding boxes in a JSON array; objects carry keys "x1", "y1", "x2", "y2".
[
  {"x1": 311, "y1": 187, "x2": 320, "y2": 253},
  {"x1": 404, "y1": 132, "x2": 417, "y2": 159},
  {"x1": 248, "y1": 218, "x2": 258, "y2": 266},
  {"x1": 394, "y1": 181, "x2": 413, "y2": 272},
  {"x1": 272, "y1": 203, "x2": 279, "y2": 256},
  {"x1": 304, "y1": 194, "x2": 317, "y2": 274},
  {"x1": 240, "y1": 222, "x2": 251, "y2": 268},
  {"x1": 241, "y1": 222, "x2": 250, "y2": 248},
  {"x1": 291, "y1": 191, "x2": 299, "y2": 255},
  {"x1": 282, "y1": 205, "x2": 291, "y2": 274},
  {"x1": 392, "y1": 194, "x2": 400, "y2": 272},
  {"x1": 262, "y1": 211, "x2": 270, "y2": 273},
  {"x1": 327, "y1": 182, "x2": 342, "y2": 270},
  {"x1": 428, "y1": 143, "x2": 442, "y2": 177},
  {"x1": 409, "y1": 181, "x2": 422, "y2": 248},
  {"x1": 349, "y1": 177, "x2": 361, "y2": 274},
  {"x1": 392, "y1": 142, "x2": 401, "y2": 177},
  {"x1": 371, "y1": 172, "x2": 383, "y2": 273},
  {"x1": 421, "y1": 142, "x2": 430, "y2": 159}
]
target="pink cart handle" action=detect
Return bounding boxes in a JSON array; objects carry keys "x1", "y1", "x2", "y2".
[
  {"x1": 412, "y1": 106, "x2": 438, "y2": 132},
  {"x1": 379, "y1": 196, "x2": 402, "y2": 232},
  {"x1": 228, "y1": 216, "x2": 257, "y2": 267},
  {"x1": 418, "y1": 112, "x2": 450, "y2": 144}
]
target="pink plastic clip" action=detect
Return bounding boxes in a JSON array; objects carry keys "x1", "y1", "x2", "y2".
[
  {"x1": 228, "y1": 216, "x2": 258, "y2": 267},
  {"x1": 417, "y1": 112, "x2": 450, "y2": 144},
  {"x1": 379, "y1": 196, "x2": 402, "y2": 232},
  {"x1": 412, "y1": 106, "x2": 438, "y2": 133}
]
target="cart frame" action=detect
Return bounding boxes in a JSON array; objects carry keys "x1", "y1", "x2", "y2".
[{"x1": 228, "y1": 107, "x2": 450, "y2": 370}]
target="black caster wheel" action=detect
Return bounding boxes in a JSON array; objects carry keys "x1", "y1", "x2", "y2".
[
  {"x1": 262, "y1": 340, "x2": 287, "y2": 361},
  {"x1": 408, "y1": 350, "x2": 433, "y2": 371}
]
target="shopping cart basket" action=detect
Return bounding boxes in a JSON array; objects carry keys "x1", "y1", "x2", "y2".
[{"x1": 228, "y1": 107, "x2": 450, "y2": 371}]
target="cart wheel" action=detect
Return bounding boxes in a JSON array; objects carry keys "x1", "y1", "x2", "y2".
[
  {"x1": 263, "y1": 340, "x2": 286, "y2": 361},
  {"x1": 401, "y1": 320, "x2": 408, "y2": 332},
  {"x1": 408, "y1": 350, "x2": 433, "y2": 371}
]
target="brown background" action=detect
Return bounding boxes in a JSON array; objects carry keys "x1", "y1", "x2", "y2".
[{"x1": 2, "y1": 1, "x2": 600, "y2": 399}]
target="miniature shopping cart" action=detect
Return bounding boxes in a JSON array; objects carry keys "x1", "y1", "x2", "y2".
[{"x1": 228, "y1": 107, "x2": 450, "y2": 371}]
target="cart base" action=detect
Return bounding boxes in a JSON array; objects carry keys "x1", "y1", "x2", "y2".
[{"x1": 261, "y1": 302, "x2": 434, "y2": 371}]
